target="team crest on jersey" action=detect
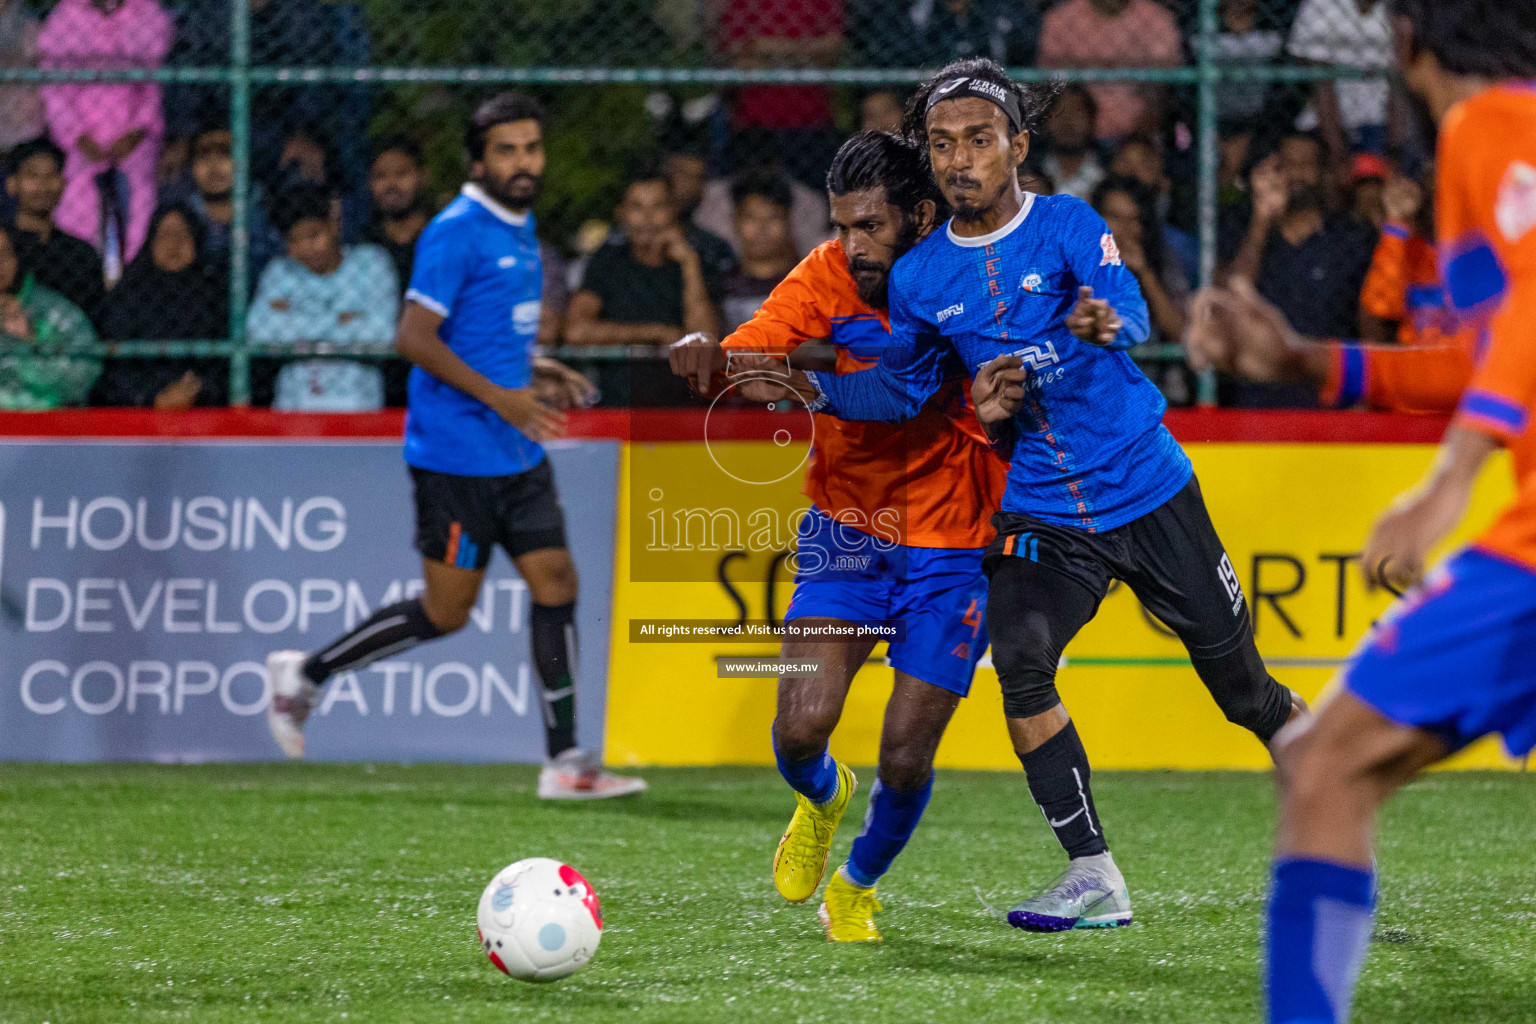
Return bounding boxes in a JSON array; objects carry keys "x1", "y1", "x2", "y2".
[
  {"x1": 1495, "y1": 160, "x2": 1536, "y2": 244},
  {"x1": 1099, "y1": 233, "x2": 1122, "y2": 266},
  {"x1": 1021, "y1": 272, "x2": 1044, "y2": 292}
]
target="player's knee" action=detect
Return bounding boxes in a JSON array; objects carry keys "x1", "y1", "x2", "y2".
[
  {"x1": 999, "y1": 671, "x2": 1061, "y2": 720},
  {"x1": 1190, "y1": 644, "x2": 1292, "y2": 740},
  {"x1": 877, "y1": 739, "x2": 935, "y2": 792},
  {"x1": 421, "y1": 596, "x2": 472, "y2": 634},
  {"x1": 772, "y1": 714, "x2": 835, "y2": 763},
  {"x1": 525, "y1": 558, "x2": 578, "y2": 606}
]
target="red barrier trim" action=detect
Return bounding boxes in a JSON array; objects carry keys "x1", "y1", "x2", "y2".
[{"x1": 0, "y1": 408, "x2": 1451, "y2": 444}]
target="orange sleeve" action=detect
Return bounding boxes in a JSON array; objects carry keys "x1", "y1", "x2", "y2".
[
  {"x1": 1437, "y1": 97, "x2": 1536, "y2": 444},
  {"x1": 720, "y1": 246, "x2": 837, "y2": 356},
  {"x1": 1359, "y1": 224, "x2": 1414, "y2": 322},
  {"x1": 1321, "y1": 339, "x2": 1473, "y2": 414}
]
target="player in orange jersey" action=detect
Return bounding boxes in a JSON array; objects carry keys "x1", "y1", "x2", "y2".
[
  {"x1": 671, "y1": 132, "x2": 1008, "y2": 942},
  {"x1": 1190, "y1": 3, "x2": 1536, "y2": 1020}
]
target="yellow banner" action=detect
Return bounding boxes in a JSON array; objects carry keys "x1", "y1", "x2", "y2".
[{"x1": 604, "y1": 440, "x2": 1521, "y2": 771}]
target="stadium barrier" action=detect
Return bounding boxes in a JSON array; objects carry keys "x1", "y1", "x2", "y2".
[{"x1": 0, "y1": 409, "x2": 1521, "y2": 771}]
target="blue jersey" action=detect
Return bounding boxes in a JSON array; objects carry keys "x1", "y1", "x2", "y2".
[
  {"x1": 402, "y1": 184, "x2": 545, "y2": 477},
  {"x1": 807, "y1": 193, "x2": 1192, "y2": 533}
]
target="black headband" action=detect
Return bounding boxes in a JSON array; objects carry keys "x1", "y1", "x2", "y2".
[{"x1": 924, "y1": 76, "x2": 1023, "y2": 133}]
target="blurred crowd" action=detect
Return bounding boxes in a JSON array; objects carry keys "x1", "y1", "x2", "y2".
[{"x1": 0, "y1": 0, "x2": 1424, "y2": 410}]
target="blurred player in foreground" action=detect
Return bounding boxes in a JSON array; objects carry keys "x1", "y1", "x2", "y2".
[
  {"x1": 671, "y1": 132, "x2": 1008, "y2": 941},
  {"x1": 266, "y1": 93, "x2": 644, "y2": 801},
  {"x1": 730, "y1": 58, "x2": 1305, "y2": 933},
  {"x1": 1189, "y1": 3, "x2": 1536, "y2": 1019}
]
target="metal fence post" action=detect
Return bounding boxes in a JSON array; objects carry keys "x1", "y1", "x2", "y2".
[
  {"x1": 1195, "y1": 0, "x2": 1219, "y2": 407},
  {"x1": 228, "y1": 0, "x2": 252, "y2": 406}
]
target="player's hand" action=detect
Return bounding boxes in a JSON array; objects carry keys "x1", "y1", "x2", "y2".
[
  {"x1": 726, "y1": 352, "x2": 817, "y2": 404},
  {"x1": 530, "y1": 356, "x2": 598, "y2": 410},
  {"x1": 1066, "y1": 286, "x2": 1122, "y2": 347},
  {"x1": 1360, "y1": 476, "x2": 1472, "y2": 593},
  {"x1": 669, "y1": 332, "x2": 727, "y2": 396},
  {"x1": 1186, "y1": 278, "x2": 1321, "y2": 383},
  {"x1": 1249, "y1": 155, "x2": 1288, "y2": 224},
  {"x1": 488, "y1": 385, "x2": 568, "y2": 441},
  {"x1": 1382, "y1": 173, "x2": 1424, "y2": 226},
  {"x1": 972, "y1": 353, "x2": 1027, "y2": 426}
]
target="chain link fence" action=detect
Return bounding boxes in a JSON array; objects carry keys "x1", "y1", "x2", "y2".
[{"x1": 0, "y1": 0, "x2": 1406, "y2": 410}]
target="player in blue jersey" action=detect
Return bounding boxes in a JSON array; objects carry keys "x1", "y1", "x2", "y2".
[
  {"x1": 265, "y1": 93, "x2": 645, "y2": 800},
  {"x1": 732, "y1": 59, "x2": 1306, "y2": 931}
]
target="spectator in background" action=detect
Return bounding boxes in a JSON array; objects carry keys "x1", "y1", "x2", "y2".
[
  {"x1": 1345, "y1": 151, "x2": 1389, "y2": 231},
  {"x1": 566, "y1": 170, "x2": 720, "y2": 347},
  {"x1": 0, "y1": 0, "x2": 45, "y2": 161},
  {"x1": 1285, "y1": 0, "x2": 1393, "y2": 159},
  {"x1": 695, "y1": 131, "x2": 832, "y2": 260},
  {"x1": 37, "y1": 0, "x2": 173, "y2": 264},
  {"x1": 859, "y1": 91, "x2": 906, "y2": 134},
  {"x1": 719, "y1": 0, "x2": 844, "y2": 187},
  {"x1": 538, "y1": 241, "x2": 570, "y2": 348},
  {"x1": 168, "y1": 125, "x2": 280, "y2": 275},
  {"x1": 1358, "y1": 169, "x2": 1441, "y2": 346},
  {"x1": 719, "y1": 170, "x2": 797, "y2": 332},
  {"x1": 1038, "y1": 0, "x2": 1183, "y2": 143},
  {"x1": 907, "y1": 0, "x2": 1039, "y2": 67},
  {"x1": 1213, "y1": 0, "x2": 1283, "y2": 124},
  {"x1": 268, "y1": 127, "x2": 369, "y2": 239},
  {"x1": 94, "y1": 202, "x2": 228, "y2": 407},
  {"x1": 247, "y1": 181, "x2": 398, "y2": 411},
  {"x1": 1109, "y1": 134, "x2": 1197, "y2": 287},
  {"x1": 1219, "y1": 143, "x2": 1375, "y2": 405},
  {"x1": 360, "y1": 137, "x2": 433, "y2": 294},
  {"x1": 0, "y1": 222, "x2": 100, "y2": 408},
  {"x1": 1092, "y1": 176, "x2": 1187, "y2": 340},
  {"x1": 5, "y1": 136, "x2": 103, "y2": 320},
  {"x1": 1035, "y1": 85, "x2": 1105, "y2": 201},
  {"x1": 659, "y1": 142, "x2": 738, "y2": 293}
]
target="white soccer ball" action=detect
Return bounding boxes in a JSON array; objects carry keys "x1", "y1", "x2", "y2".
[{"x1": 476, "y1": 857, "x2": 603, "y2": 982}]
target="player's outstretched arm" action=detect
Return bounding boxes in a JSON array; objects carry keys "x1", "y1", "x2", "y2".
[
  {"x1": 396, "y1": 301, "x2": 566, "y2": 441},
  {"x1": 668, "y1": 333, "x2": 727, "y2": 396},
  {"x1": 1185, "y1": 280, "x2": 1332, "y2": 385}
]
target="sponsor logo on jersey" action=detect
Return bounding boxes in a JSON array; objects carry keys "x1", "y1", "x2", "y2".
[
  {"x1": 1217, "y1": 552, "x2": 1244, "y2": 615},
  {"x1": 511, "y1": 300, "x2": 541, "y2": 334},
  {"x1": 1021, "y1": 272, "x2": 1044, "y2": 292},
  {"x1": 1100, "y1": 233, "x2": 1122, "y2": 266},
  {"x1": 1495, "y1": 160, "x2": 1536, "y2": 243},
  {"x1": 936, "y1": 302, "x2": 964, "y2": 323},
  {"x1": 1007, "y1": 341, "x2": 1060, "y2": 370},
  {"x1": 498, "y1": 255, "x2": 518, "y2": 269}
]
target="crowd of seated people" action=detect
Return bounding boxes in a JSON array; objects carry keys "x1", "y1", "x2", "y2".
[{"x1": 0, "y1": 0, "x2": 1414, "y2": 411}]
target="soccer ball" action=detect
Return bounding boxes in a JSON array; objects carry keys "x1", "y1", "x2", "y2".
[{"x1": 476, "y1": 857, "x2": 603, "y2": 982}]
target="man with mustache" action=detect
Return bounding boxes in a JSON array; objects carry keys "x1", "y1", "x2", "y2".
[
  {"x1": 265, "y1": 92, "x2": 645, "y2": 802},
  {"x1": 732, "y1": 58, "x2": 1306, "y2": 934},
  {"x1": 670, "y1": 131, "x2": 1008, "y2": 942}
]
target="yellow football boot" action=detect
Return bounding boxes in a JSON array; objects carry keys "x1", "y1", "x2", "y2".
[
  {"x1": 818, "y1": 869, "x2": 882, "y2": 942},
  {"x1": 772, "y1": 760, "x2": 856, "y2": 903}
]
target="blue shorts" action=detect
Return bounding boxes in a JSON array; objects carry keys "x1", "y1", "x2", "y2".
[
  {"x1": 784, "y1": 507, "x2": 989, "y2": 695},
  {"x1": 1344, "y1": 548, "x2": 1536, "y2": 757}
]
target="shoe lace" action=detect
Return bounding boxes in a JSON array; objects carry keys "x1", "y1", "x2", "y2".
[{"x1": 784, "y1": 805, "x2": 835, "y2": 868}]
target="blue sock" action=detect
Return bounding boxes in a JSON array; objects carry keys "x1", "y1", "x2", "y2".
[
  {"x1": 844, "y1": 773, "x2": 934, "y2": 888},
  {"x1": 1266, "y1": 858, "x2": 1376, "y2": 1024},
  {"x1": 774, "y1": 741, "x2": 839, "y2": 805}
]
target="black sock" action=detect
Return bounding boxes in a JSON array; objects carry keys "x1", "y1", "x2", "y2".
[
  {"x1": 1017, "y1": 720, "x2": 1109, "y2": 859},
  {"x1": 303, "y1": 599, "x2": 442, "y2": 685},
  {"x1": 531, "y1": 601, "x2": 578, "y2": 759}
]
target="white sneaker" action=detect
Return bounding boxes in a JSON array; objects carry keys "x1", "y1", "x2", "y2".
[
  {"x1": 537, "y1": 748, "x2": 648, "y2": 800},
  {"x1": 266, "y1": 650, "x2": 319, "y2": 759}
]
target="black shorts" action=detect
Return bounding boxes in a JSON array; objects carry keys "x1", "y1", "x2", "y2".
[
  {"x1": 982, "y1": 475, "x2": 1255, "y2": 718},
  {"x1": 411, "y1": 460, "x2": 568, "y2": 570}
]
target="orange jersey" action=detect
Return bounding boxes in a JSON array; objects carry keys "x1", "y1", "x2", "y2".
[
  {"x1": 722, "y1": 239, "x2": 1008, "y2": 549},
  {"x1": 1438, "y1": 84, "x2": 1536, "y2": 571},
  {"x1": 1359, "y1": 223, "x2": 1447, "y2": 345}
]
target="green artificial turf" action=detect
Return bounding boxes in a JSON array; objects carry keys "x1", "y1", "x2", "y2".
[{"x1": 0, "y1": 765, "x2": 1531, "y2": 1023}]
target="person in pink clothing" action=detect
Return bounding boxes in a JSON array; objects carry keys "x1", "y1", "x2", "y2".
[
  {"x1": 1038, "y1": 0, "x2": 1185, "y2": 142},
  {"x1": 37, "y1": 0, "x2": 173, "y2": 264}
]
